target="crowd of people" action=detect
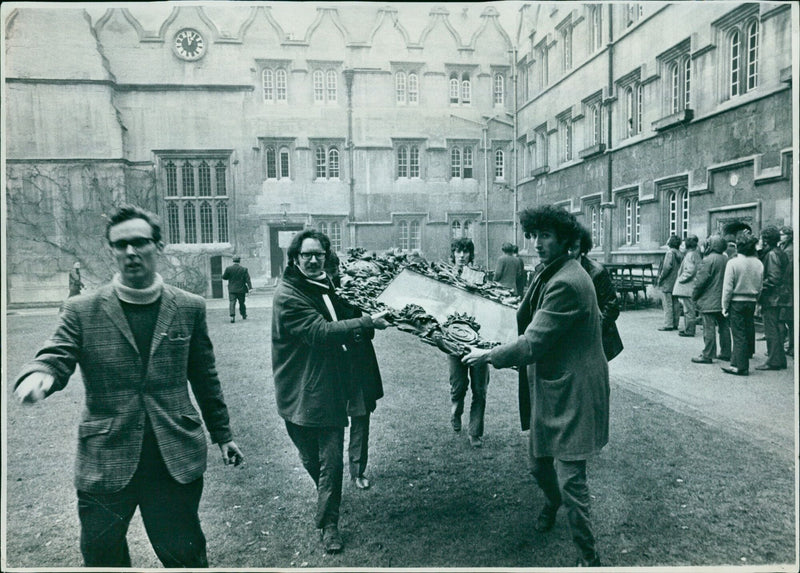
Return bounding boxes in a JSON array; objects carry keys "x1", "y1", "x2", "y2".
[
  {"x1": 14, "y1": 203, "x2": 792, "y2": 569},
  {"x1": 656, "y1": 225, "x2": 793, "y2": 376}
]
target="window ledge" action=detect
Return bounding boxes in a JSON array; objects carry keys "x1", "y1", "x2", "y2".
[
  {"x1": 530, "y1": 166, "x2": 550, "y2": 177},
  {"x1": 578, "y1": 143, "x2": 606, "y2": 159},
  {"x1": 652, "y1": 108, "x2": 694, "y2": 131}
]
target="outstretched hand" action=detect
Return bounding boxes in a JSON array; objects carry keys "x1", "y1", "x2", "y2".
[
  {"x1": 219, "y1": 441, "x2": 244, "y2": 467},
  {"x1": 14, "y1": 372, "x2": 55, "y2": 404},
  {"x1": 462, "y1": 347, "x2": 492, "y2": 367},
  {"x1": 370, "y1": 310, "x2": 392, "y2": 330}
]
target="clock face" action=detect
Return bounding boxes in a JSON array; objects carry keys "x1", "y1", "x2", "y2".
[{"x1": 174, "y1": 29, "x2": 205, "y2": 61}]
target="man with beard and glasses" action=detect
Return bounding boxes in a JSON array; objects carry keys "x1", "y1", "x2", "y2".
[{"x1": 271, "y1": 229, "x2": 390, "y2": 553}]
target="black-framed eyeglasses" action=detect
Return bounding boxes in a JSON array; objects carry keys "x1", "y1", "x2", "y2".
[
  {"x1": 298, "y1": 251, "x2": 326, "y2": 261},
  {"x1": 109, "y1": 237, "x2": 155, "y2": 251}
]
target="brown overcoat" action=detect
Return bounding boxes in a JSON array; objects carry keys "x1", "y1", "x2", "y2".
[{"x1": 489, "y1": 255, "x2": 610, "y2": 460}]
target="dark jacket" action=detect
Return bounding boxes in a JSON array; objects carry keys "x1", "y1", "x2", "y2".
[
  {"x1": 222, "y1": 263, "x2": 252, "y2": 294},
  {"x1": 494, "y1": 254, "x2": 526, "y2": 295},
  {"x1": 580, "y1": 256, "x2": 624, "y2": 361},
  {"x1": 15, "y1": 284, "x2": 233, "y2": 493},
  {"x1": 490, "y1": 255, "x2": 610, "y2": 460},
  {"x1": 780, "y1": 240, "x2": 793, "y2": 309},
  {"x1": 271, "y1": 265, "x2": 375, "y2": 427},
  {"x1": 68, "y1": 269, "x2": 84, "y2": 296},
  {"x1": 759, "y1": 246, "x2": 789, "y2": 308},
  {"x1": 657, "y1": 248, "x2": 683, "y2": 292},
  {"x1": 692, "y1": 251, "x2": 727, "y2": 313}
]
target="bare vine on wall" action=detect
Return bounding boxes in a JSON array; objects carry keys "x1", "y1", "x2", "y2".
[{"x1": 7, "y1": 163, "x2": 209, "y2": 296}]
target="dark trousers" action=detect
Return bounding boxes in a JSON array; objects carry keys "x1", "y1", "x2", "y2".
[
  {"x1": 77, "y1": 433, "x2": 207, "y2": 568},
  {"x1": 285, "y1": 421, "x2": 344, "y2": 529},
  {"x1": 448, "y1": 356, "x2": 489, "y2": 438},
  {"x1": 729, "y1": 301, "x2": 756, "y2": 372},
  {"x1": 530, "y1": 456, "x2": 597, "y2": 562},
  {"x1": 348, "y1": 414, "x2": 370, "y2": 479},
  {"x1": 228, "y1": 292, "x2": 246, "y2": 318},
  {"x1": 761, "y1": 306, "x2": 787, "y2": 368},
  {"x1": 700, "y1": 312, "x2": 731, "y2": 360}
]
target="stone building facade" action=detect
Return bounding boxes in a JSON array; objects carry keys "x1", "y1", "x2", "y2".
[
  {"x1": 3, "y1": 2, "x2": 795, "y2": 304},
  {"x1": 513, "y1": 2, "x2": 794, "y2": 269}
]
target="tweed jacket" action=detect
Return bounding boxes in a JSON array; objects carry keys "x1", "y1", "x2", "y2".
[
  {"x1": 222, "y1": 263, "x2": 252, "y2": 294},
  {"x1": 272, "y1": 265, "x2": 375, "y2": 428},
  {"x1": 490, "y1": 255, "x2": 610, "y2": 460},
  {"x1": 657, "y1": 248, "x2": 683, "y2": 293},
  {"x1": 494, "y1": 254, "x2": 526, "y2": 295},
  {"x1": 692, "y1": 252, "x2": 727, "y2": 313},
  {"x1": 14, "y1": 284, "x2": 233, "y2": 494}
]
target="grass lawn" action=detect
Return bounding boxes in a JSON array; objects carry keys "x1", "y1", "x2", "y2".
[{"x1": 4, "y1": 306, "x2": 796, "y2": 569}]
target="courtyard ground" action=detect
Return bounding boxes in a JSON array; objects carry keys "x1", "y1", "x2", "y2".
[{"x1": 3, "y1": 297, "x2": 797, "y2": 570}]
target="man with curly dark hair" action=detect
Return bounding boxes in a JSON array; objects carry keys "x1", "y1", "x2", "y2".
[{"x1": 464, "y1": 204, "x2": 609, "y2": 567}]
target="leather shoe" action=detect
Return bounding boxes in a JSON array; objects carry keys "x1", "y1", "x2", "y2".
[
  {"x1": 755, "y1": 364, "x2": 785, "y2": 371},
  {"x1": 721, "y1": 366, "x2": 748, "y2": 376},
  {"x1": 352, "y1": 476, "x2": 370, "y2": 490},
  {"x1": 322, "y1": 525, "x2": 343, "y2": 553},
  {"x1": 534, "y1": 505, "x2": 558, "y2": 532},
  {"x1": 469, "y1": 435, "x2": 483, "y2": 448},
  {"x1": 678, "y1": 331, "x2": 694, "y2": 337},
  {"x1": 657, "y1": 327, "x2": 676, "y2": 331},
  {"x1": 691, "y1": 356, "x2": 712, "y2": 364},
  {"x1": 230, "y1": 318, "x2": 235, "y2": 323},
  {"x1": 450, "y1": 409, "x2": 461, "y2": 432}
]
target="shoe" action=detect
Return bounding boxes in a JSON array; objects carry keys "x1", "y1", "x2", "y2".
[
  {"x1": 678, "y1": 331, "x2": 694, "y2": 337},
  {"x1": 716, "y1": 355, "x2": 731, "y2": 361},
  {"x1": 242, "y1": 316, "x2": 247, "y2": 320},
  {"x1": 352, "y1": 476, "x2": 370, "y2": 490},
  {"x1": 534, "y1": 504, "x2": 558, "y2": 532},
  {"x1": 721, "y1": 366, "x2": 748, "y2": 376},
  {"x1": 230, "y1": 318, "x2": 235, "y2": 323},
  {"x1": 451, "y1": 411, "x2": 461, "y2": 432},
  {"x1": 576, "y1": 555, "x2": 602, "y2": 567},
  {"x1": 657, "y1": 327, "x2": 676, "y2": 331},
  {"x1": 469, "y1": 435, "x2": 483, "y2": 448},
  {"x1": 691, "y1": 356, "x2": 712, "y2": 364},
  {"x1": 322, "y1": 525, "x2": 343, "y2": 553},
  {"x1": 755, "y1": 364, "x2": 785, "y2": 371}
]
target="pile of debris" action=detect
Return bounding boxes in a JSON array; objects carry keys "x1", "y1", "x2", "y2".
[{"x1": 336, "y1": 248, "x2": 519, "y2": 356}]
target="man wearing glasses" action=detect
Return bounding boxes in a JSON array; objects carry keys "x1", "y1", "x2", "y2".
[
  {"x1": 14, "y1": 205, "x2": 244, "y2": 568},
  {"x1": 271, "y1": 229, "x2": 390, "y2": 553}
]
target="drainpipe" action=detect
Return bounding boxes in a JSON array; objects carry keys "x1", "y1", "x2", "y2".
[
  {"x1": 512, "y1": 45, "x2": 519, "y2": 244},
  {"x1": 483, "y1": 126, "x2": 490, "y2": 267},
  {"x1": 604, "y1": 4, "x2": 614, "y2": 264},
  {"x1": 344, "y1": 68, "x2": 356, "y2": 247}
]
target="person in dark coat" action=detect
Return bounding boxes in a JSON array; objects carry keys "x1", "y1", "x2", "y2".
[
  {"x1": 68, "y1": 261, "x2": 85, "y2": 297},
  {"x1": 691, "y1": 235, "x2": 731, "y2": 364},
  {"x1": 271, "y1": 229, "x2": 389, "y2": 553},
  {"x1": 573, "y1": 225, "x2": 624, "y2": 362},
  {"x1": 222, "y1": 256, "x2": 252, "y2": 323},
  {"x1": 463, "y1": 205, "x2": 609, "y2": 568},
  {"x1": 778, "y1": 226, "x2": 793, "y2": 356},
  {"x1": 325, "y1": 251, "x2": 384, "y2": 490},
  {"x1": 656, "y1": 235, "x2": 684, "y2": 331},
  {"x1": 756, "y1": 226, "x2": 789, "y2": 370},
  {"x1": 494, "y1": 242, "x2": 526, "y2": 295}
]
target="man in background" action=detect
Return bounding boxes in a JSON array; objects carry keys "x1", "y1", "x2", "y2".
[
  {"x1": 494, "y1": 242, "x2": 526, "y2": 296},
  {"x1": 223, "y1": 255, "x2": 252, "y2": 323},
  {"x1": 68, "y1": 261, "x2": 84, "y2": 297}
]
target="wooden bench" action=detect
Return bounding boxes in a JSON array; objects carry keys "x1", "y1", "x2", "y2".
[{"x1": 604, "y1": 263, "x2": 656, "y2": 310}]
